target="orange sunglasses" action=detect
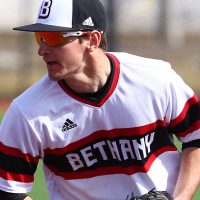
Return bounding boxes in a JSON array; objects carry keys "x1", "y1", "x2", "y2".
[{"x1": 34, "y1": 31, "x2": 88, "y2": 47}]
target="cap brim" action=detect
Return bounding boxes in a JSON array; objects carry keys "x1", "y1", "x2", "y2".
[{"x1": 13, "y1": 23, "x2": 81, "y2": 32}]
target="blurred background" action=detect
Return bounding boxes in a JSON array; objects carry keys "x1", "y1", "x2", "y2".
[
  {"x1": 0, "y1": 0, "x2": 200, "y2": 101},
  {"x1": 0, "y1": 1, "x2": 200, "y2": 199}
]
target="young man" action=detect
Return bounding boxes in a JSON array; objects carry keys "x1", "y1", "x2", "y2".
[{"x1": 0, "y1": 0, "x2": 200, "y2": 199}]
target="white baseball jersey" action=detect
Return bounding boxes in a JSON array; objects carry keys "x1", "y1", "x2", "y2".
[{"x1": 0, "y1": 52, "x2": 200, "y2": 200}]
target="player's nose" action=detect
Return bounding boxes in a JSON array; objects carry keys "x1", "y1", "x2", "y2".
[{"x1": 38, "y1": 41, "x2": 51, "y2": 56}]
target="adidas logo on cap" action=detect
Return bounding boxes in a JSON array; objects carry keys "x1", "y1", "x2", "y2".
[
  {"x1": 82, "y1": 17, "x2": 94, "y2": 27},
  {"x1": 13, "y1": 0, "x2": 107, "y2": 32}
]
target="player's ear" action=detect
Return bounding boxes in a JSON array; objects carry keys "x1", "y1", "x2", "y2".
[{"x1": 87, "y1": 31, "x2": 102, "y2": 52}]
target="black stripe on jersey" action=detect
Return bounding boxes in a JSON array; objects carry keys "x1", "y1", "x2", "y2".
[
  {"x1": 0, "y1": 152, "x2": 37, "y2": 175},
  {"x1": 43, "y1": 125, "x2": 176, "y2": 179},
  {"x1": 0, "y1": 190, "x2": 28, "y2": 200},
  {"x1": 0, "y1": 142, "x2": 39, "y2": 182},
  {"x1": 168, "y1": 101, "x2": 200, "y2": 136},
  {"x1": 0, "y1": 142, "x2": 39, "y2": 164},
  {"x1": 182, "y1": 139, "x2": 200, "y2": 149}
]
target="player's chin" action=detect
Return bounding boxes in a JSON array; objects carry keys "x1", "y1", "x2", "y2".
[{"x1": 48, "y1": 72, "x2": 63, "y2": 81}]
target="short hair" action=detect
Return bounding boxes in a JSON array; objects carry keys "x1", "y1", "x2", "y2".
[{"x1": 99, "y1": 32, "x2": 107, "y2": 51}]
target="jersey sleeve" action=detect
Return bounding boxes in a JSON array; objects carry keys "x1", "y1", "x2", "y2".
[
  {"x1": 165, "y1": 68, "x2": 200, "y2": 149},
  {"x1": 0, "y1": 190, "x2": 28, "y2": 200},
  {"x1": 0, "y1": 101, "x2": 40, "y2": 193}
]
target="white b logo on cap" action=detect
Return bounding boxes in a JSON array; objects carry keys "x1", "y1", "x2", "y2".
[{"x1": 39, "y1": 0, "x2": 52, "y2": 19}]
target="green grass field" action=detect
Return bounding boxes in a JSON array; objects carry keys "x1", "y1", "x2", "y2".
[
  {"x1": 0, "y1": 112, "x2": 200, "y2": 199},
  {"x1": 28, "y1": 162, "x2": 49, "y2": 199}
]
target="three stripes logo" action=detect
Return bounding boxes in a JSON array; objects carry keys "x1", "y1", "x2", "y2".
[
  {"x1": 82, "y1": 17, "x2": 94, "y2": 27},
  {"x1": 62, "y1": 119, "x2": 77, "y2": 132}
]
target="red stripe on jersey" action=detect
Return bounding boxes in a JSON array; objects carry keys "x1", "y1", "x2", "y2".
[
  {"x1": 169, "y1": 94, "x2": 199, "y2": 128},
  {"x1": 176, "y1": 120, "x2": 200, "y2": 137},
  {"x1": 0, "y1": 142, "x2": 40, "y2": 164},
  {"x1": 0, "y1": 168, "x2": 34, "y2": 183},
  {"x1": 57, "y1": 53, "x2": 120, "y2": 107},
  {"x1": 44, "y1": 120, "x2": 165, "y2": 155},
  {"x1": 45, "y1": 146, "x2": 176, "y2": 180}
]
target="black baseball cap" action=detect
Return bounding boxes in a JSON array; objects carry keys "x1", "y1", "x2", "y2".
[{"x1": 13, "y1": 0, "x2": 107, "y2": 32}]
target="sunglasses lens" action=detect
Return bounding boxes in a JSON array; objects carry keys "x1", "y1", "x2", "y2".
[{"x1": 34, "y1": 32, "x2": 67, "y2": 47}]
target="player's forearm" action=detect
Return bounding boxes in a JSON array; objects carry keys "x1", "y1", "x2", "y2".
[
  {"x1": 24, "y1": 197, "x2": 32, "y2": 200},
  {"x1": 173, "y1": 147, "x2": 200, "y2": 200}
]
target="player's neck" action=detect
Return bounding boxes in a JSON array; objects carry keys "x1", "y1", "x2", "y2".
[{"x1": 63, "y1": 51, "x2": 111, "y2": 94}]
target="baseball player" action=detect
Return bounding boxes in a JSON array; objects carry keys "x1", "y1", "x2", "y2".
[{"x1": 0, "y1": 0, "x2": 200, "y2": 199}]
